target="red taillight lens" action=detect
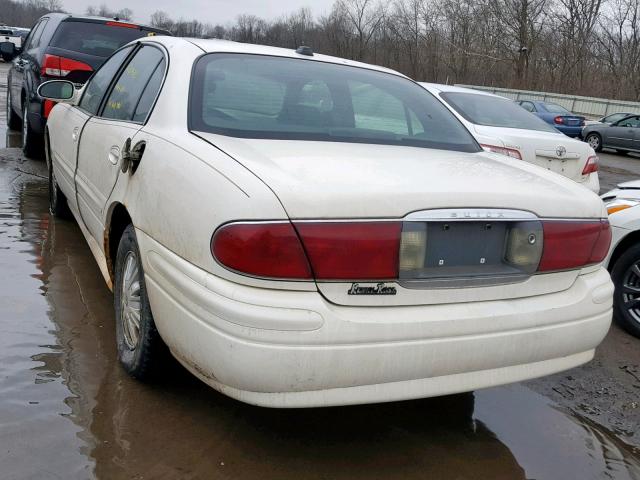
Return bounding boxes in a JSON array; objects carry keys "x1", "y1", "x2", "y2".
[
  {"x1": 582, "y1": 155, "x2": 598, "y2": 175},
  {"x1": 538, "y1": 220, "x2": 611, "y2": 272},
  {"x1": 295, "y1": 222, "x2": 402, "y2": 280},
  {"x1": 211, "y1": 223, "x2": 312, "y2": 279},
  {"x1": 554, "y1": 116, "x2": 564, "y2": 125},
  {"x1": 105, "y1": 21, "x2": 138, "y2": 29},
  {"x1": 212, "y1": 219, "x2": 611, "y2": 281},
  {"x1": 41, "y1": 54, "x2": 93, "y2": 77},
  {"x1": 212, "y1": 221, "x2": 401, "y2": 280}
]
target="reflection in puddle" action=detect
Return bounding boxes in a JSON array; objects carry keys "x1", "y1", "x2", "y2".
[{"x1": 0, "y1": 159, "x2": 639, "y2": 479}]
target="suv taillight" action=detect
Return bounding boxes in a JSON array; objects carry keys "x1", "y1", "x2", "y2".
[
  {"x1": 554, "y1": 116, "x2": 564, "y2": 125},
  {"x1": 41, "y1": 54, "x2": 92, "y2": 78},
  {"x1": 212, "y1": 219, "x2": 611, "y2": 281}
]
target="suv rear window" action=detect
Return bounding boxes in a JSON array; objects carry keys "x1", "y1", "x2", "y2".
[
  {"x1": 190, "y1": 53, "x2": 480, "y2": 153},
  {"x1": 50, "y1": 21, "x2": 158, "y2": 57}
]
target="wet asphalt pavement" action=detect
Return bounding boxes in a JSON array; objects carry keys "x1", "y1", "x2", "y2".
[{"x1": 1, "y1": 61, "x2": 639, "y2": 479}]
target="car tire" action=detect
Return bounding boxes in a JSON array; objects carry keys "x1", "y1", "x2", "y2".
[
  {"x1": 46, "y1": 132, "x2": 71, "y2": 218},
  {"x1": 114, "y1": 224, "x2": 169, "y2": 379},
  {"x1": 611, "y1": 243, "x2": 640, "y2": 338},
  {"x1": 585, "y1": 133, "x2": 602, "y2": 152},
  {"x1": 6, "y1": 85, "x2": 21, "y2": 130},
  {"x1": 22, "y1": 101, "x2": 42, "y2": 159}
]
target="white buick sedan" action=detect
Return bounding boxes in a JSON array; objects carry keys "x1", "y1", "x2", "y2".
[
  {"x1": 420, "y1": 83, "x2": 600, "y2": 193},
  {"x1": 40, "y1": 36, "x2": 613, "y2": 408}
]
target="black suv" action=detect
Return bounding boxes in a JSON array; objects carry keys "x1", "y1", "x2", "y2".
[{"x1": 2, "y1": 14, "x2": 170, "y2": 157}]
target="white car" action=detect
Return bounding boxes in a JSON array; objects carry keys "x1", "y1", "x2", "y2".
[
  {"x1": 601, "y1": 181, "x2": 640, "y2": 337},
  {"x1": 40, "y1": 37, "x2": 613, "y2": 408},
  {"x1": 420, "y1": 83, "x2": 600, "y2": 193}
]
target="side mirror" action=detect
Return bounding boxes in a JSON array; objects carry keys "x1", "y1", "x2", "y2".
[
  {"x1": 37, "y1": 80, "x2": 77, "y2": 104},
  {"x1": 0, "y1": 41, "x2": 17, "y2": 60}
]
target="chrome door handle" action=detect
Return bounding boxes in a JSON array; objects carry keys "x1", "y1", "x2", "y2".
[
  {"x1": 108, "y1": 146, "x2": 120, "y2": 165},
  {"x1": 72, "y1": 127, "x2": 79, "y2": 142}
]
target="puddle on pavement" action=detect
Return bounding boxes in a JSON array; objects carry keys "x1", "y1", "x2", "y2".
[{"x1": 0, "y1": 158, "x2": 639, "y2": 480}]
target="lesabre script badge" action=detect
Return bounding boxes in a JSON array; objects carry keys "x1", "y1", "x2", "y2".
[{"x1": 348, "y1": 283, "x2": 397, "y2": 295}]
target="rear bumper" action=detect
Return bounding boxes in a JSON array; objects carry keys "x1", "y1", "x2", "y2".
[
  {"x1": 578, "y1": 172, "x2": 600, "y2": 194},
  {"x1": 555, "y1": 125, "x2": 584, "y2": 137},
  {"x1": 139, "y1": 231, "x2": 613, "y2": 408}
]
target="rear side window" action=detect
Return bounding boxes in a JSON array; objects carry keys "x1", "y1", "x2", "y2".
[
  {"x1": 101, "y1": 46, "x2": 165, "y2": 121},
  {"x1": 132, "y1": 59, "x2": 166, "y2": 122},
  {"x1": 79, "y1": 46, "x2": 134, "y2": 115},
  {"x1": 25, "y1": 19, "x2": 47, "y2": 50},
  {"x1": 50, "y1": 21, "x2": 158, "y2": 58},
  {"x1": 519, "y1": 101, "x2": 535, "y2": 113},
  {"x1": 442, "y1": 93, "x2": 557, "y2": 133},
  {"x1": 190, "y1": 53, "x2": 480, "y2": 153}
]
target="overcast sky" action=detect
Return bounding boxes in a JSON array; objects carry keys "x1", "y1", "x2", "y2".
[{"x1": 60, "y1": 0, "x2": 337, "y2": 25}]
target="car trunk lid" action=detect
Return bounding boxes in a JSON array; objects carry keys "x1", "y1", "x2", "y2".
[
  {"x1": 199, "y1": 133, "x2": 606, "y2": 306},
  {"x1": 473, "y1": 125, "x2": 590, "y2": 181}
]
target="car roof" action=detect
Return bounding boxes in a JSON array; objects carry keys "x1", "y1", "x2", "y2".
[{"x1": 158, "y1": 37, "x2": 407, "y2": 78}]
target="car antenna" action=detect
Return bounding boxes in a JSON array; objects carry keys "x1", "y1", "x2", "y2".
[{"x1": 295, "y1": 46, "x2": 313, "y2": 57}]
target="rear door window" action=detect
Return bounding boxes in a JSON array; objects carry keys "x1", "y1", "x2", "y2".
[
  {"x1": 24, "y1": 19, "x2": 46, "y2": 50},
  {"x1": 519, "y1": 101, "x2": 536, "y2": 113},
  {"x1": 132, "y1": 59, "x2": 166, "y2": 122},
  {"x1": 101, "y1": 46, "x2": 165, "y2": 121},
  {"x1": 79, "y1": 46, "x2": 134, "y2": 115},
  {"x1": 50, "y1": 21, "x2": 159, "y2": 58}
]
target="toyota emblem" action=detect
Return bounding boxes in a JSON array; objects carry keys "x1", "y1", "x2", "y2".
[{"x1": 556, "y1": 146, "x2": 566, "y2": 157}]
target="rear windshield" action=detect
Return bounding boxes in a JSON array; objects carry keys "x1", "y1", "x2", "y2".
[
  {"x1": 441, "y1": 92, "x2": 558, "y2": 133},
  {"x1": 50, "y1": 21, "x2": 159, "y2": 57},
  {"x1": 189, "y1": 53, "x2": 480, "y2": 153},
  {"x1": 542, "y1": 102, "x2": 571, "y2": 114}
]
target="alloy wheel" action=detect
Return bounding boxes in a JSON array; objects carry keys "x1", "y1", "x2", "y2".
[
  {"x1": 22, "y1": 104, "x2": 28, "y2": 150},
  {"x1": 621, "y1": 262, "x2": 640, "y2": 327},
  {"x1": 121, "y1": 251, "x2": 142, "y2": 349},
  {"x1": 587, "y1": 134, "x2": 600, "y2": 150}
]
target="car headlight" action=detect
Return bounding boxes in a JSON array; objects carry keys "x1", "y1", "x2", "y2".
[{"x1": 604, "y1": 198, "x2": 640, "y2": 215}]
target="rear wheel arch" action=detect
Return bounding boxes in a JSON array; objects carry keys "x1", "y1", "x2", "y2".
[
  {"x1": 608, "y1": 230, "x2": 640, "y2": 272},
  {"x1": 106, "y1": 203, "x2": 133, "y2": 282}
]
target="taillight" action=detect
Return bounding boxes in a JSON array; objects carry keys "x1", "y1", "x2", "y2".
[
  {"x1": 554, "y1": 116, "x2": 564, "y2": 125},
  {"x1": 294, "y1": 222, "x2": 401, "y2": 280},
  {"x1": 41, "y1": 54, "x2": 92, "y2": 78},
  {"x1": 43, "y1": 99, "x2": 56, "y2": 118},
  {"x1": 582, "y1": 155, "x2": 598, "y2": 175},
  {"x1": 211, "y1": 219, "x2": 611, "y2": 281},
  {"x1": 481, "y1": 144, "x2": 522, "y2": 160},
  {"x1": 212, "y1": 221, "x2": 401, "y2": 280},
  {"x1": 211, "y1": 223, "x2": 312, "y2": 279},
  {"x1": 538, "y1": 220, "x2": 611, "y2": 272}
]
